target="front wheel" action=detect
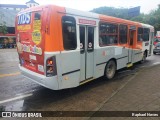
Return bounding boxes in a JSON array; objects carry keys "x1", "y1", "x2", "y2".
[
  {"x1": 140, "y1": 52, "x2": 147, "y2": 63},
  {"x1": 105, "y1": 60, "x2": 116, "y2": 80}
]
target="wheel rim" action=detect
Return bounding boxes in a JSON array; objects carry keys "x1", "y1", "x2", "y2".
[{"x1": 106, "y1": 61, "x2": 116, "y2": 79}]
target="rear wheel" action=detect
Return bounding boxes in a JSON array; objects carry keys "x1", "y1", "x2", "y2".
[{"x1": 105, "y1": 60, "x2": 116, "y2": 80}]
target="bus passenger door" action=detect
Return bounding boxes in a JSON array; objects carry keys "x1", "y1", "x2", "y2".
[
  {"x1": 79, "y1": 26, "x2": 94, "y2": 82},
  {"x1": 128, "y1": 27, "x2": 136, "y2": 65},
  {"x1": 149, "y1": 32, "x2": 154, "y2": 56}
]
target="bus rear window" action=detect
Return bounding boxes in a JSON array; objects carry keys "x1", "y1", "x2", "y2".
[{"x1": 34, "y1": 12, "x2": 41, "y2": 20}]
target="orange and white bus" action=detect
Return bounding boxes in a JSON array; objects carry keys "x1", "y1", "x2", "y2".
[{"x1": 15, "y1": 5, "x2": 154, "y2": 90}]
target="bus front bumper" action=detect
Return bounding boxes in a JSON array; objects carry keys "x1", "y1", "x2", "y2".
[{"x1": 19, "y1": 64, "x2": 59, "y2": 90}]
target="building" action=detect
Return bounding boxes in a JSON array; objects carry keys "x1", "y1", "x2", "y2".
[
  {"x1": 26, "y1": 0, "x2": 39, "y2": 8},
  {"x1": 0, "y1": 0, "x2": 39, "y2": 11},
  {"x1": 0, "y1": 0, "x2": 39, "y2": 48}
]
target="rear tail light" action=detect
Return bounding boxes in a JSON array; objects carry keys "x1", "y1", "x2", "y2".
[{"x1": 46, "y1": 56, "x2": 57, "y2": 77}]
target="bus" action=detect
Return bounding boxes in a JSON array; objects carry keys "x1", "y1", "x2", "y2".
[{"x1": 15, "y1": 5, "x2": 154, "y2": 90}]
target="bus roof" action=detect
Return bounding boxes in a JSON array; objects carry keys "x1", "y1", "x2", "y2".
[{"x1": 17, "y1": 4, "x2": 153, "y2": 29}]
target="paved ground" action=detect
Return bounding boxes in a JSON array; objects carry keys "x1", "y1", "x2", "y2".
[
  {"x1": 0, "y1": 49, "x2": 160, "y2": 120},
  {"x1": 0, "y1": 49, "x2": 18, "y2": 63},
  {"x1": 90, "y1": 64, "x2": 160, "y2": 120}
]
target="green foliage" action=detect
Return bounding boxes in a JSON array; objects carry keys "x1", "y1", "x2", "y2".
[
  {"x1": 130, "y1": 14, "x2": 145, "y2": 23},
  {"x1": 0, "y1": 13, "x2": 7, "y2": 35},
  {"x1": 91, "y1": 5, "x2": 160, "y2": 32},
  {"x1": 0, "y1": 22, "x2": 8, "y2": 35},
  {"x1": 91, "y1": 6, "x2": 130, "y2": 19}
]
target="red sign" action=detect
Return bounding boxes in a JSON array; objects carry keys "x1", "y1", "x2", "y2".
[{"x1": 79, "y1": 19, "x2": 96, "y2": 25}]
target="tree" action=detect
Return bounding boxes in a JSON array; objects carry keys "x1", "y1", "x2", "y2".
[
  {"x1": 0, "y1": 13, "x2": 8, "y2": 34},
  {"x1": 91, "y1": 4, "x2": 160, "y2": 33},
  {"x1": 91, "y1": 6, "x2": 130, "y2": 19},
  {"x1": 130, "y1": 14, "x2": 145, "y2": 23}
]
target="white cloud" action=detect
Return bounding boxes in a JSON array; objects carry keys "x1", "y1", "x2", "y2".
[{"x1": 0, "y1": 0, "x2": 160, "y2": 14}]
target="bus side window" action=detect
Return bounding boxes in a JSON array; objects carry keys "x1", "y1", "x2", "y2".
[
  {"x1": 137, "y1": 27, "x2": 143, "y2": 42},
  {"x1": 119, "y1": 24, "x2": 128, "y2": 44},
  {"x1": 79, "y1": 26, "x2": 85, "y2": 53},
  {"x1": 62, "y1": 16, "x2": 77, "y2": 50},
  {"x1": 87, "y1": 27, "x2": 94, "y2": 51},
  {"x1": 143, "y1": 28, "x2": 150, "y2": 41},
  {"x1": 99, "y1": 22, "x2": 118, "y2": 46},
  {"x1": 130, "y1": 30, "x2": 134, "y2": 45}
]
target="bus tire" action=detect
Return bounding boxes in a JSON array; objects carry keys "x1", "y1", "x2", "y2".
[{"x1": 105, "y1": 60, "x2": 116, "y2": 80}]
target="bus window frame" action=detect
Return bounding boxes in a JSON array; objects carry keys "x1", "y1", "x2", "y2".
[
  {"x1": 119, "y1": 24, "x2": 128, "y2": 44},
  {"x1": 87, "y1": 27, "x2": 94, "y2": 52},
  {"x1": 137, "y1": 27, "x2": 150, "y2": 42},
  {"x1": 99, "y1": 21, "x2": 118, "y2": 47},
  {"x1": 34, "y1": 12, "x2": 41, "y2": 20},
  {"x1": 143, "y1": 28, "x2": 150, "y2": 41},
  {"x1": 62, "y1": 16, "x2": 77, "y2": 50},
  {"x1": 79, "y1": 26, "x2": 85, "y2": 53}
]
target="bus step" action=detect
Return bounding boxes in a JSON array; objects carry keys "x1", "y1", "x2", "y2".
[
  {"x1": 127, "y1": 63, "x2": 133, "y2": 68},
  {"x1": 80, "y1": 77, "x2": 94, "y2": 85}
]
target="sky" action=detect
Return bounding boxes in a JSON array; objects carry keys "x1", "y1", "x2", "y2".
[{"x1": 0, "y1": 0, "x2": 160, "y2": 14}]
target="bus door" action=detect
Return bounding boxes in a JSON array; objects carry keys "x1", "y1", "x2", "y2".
[
  {"x1": 128, "y1": 26, "x2": 136, "y2": 64},
  {"x1": 149, "y1": 32, "x2": 154, "y2": 55},
  {"x1": 79, "y1": 26, "x2": 94, "y2": 81}
]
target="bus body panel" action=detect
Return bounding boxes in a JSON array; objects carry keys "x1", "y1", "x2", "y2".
[
  {"x1": 16, "y1": 5, "x2": 154, "y2": 90},
  {"x1": 16, "y1": 6, "x2": 48, "y2": 75},
  {"x1": 16, "y1": 5, "x2": 65, "y2": 90},
  {"x1": 141, "y1": 23, "x2": 154, "y2": 57},
  {"x1": 62, "y1": 8, "x2": 99, "y2": 84},
  {"x1": 19, "y1": 64, "x2": 59, "y2": 90},
  {"x1": 59, "y1": 50, "x2": 80, "y2": 89}
]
